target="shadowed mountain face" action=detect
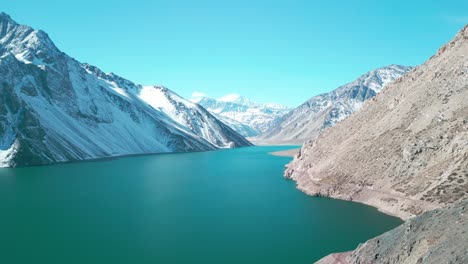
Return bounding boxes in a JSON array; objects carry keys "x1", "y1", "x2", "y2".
[
  {"x1": 260, "y1": 65, "x2": 412, "y2": 144},
  {"x1": 286, "y1": 24, "x2": 468, "y2": 220},
  {"x1": 0, "y1": 13, "x2": 251, "y2": 167}
]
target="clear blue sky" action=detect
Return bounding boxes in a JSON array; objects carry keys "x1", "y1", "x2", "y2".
[{"x1": 3, "y1": 1, "x2": 468, "y2": 107}]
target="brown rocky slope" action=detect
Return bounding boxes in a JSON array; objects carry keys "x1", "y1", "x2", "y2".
[
  {"x1": 316, "y1": 199, "x2": 467, "y2": 264},
  {"x1": 285, "y1": 24, "x2": 468, "y2": 221}
]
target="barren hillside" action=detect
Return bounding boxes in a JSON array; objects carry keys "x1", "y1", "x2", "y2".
[{"x1": 286, "y1": 25, "x2": 468, "y2": 220}]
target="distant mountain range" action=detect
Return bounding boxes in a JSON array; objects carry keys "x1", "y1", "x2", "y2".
[
  {"x1": 191, "y1": 93, "x2": 291, "y2": 137},
  {"x1": 259, "y1": 65, "x2": 413, "y2": 143},
  {"x1": 0, "y1": 12, "x2": 251, "y2": 167},
  {"x1": 190, "y1": 65, "x2": 412, "y2": 142}
]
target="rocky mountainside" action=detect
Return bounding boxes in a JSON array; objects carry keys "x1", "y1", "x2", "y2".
[
  {"x1": 191, "y1": 93, "x2": 291, "y2": 137},
  {"x1": 0, "y1": 13, "x2": 251, "y2": 167},
  {"x1": 285, "y1": 24, "x2": 468, "y2": 220},
  {"x1": 316, "y1": 199, "x2": 467, "y2": 264},
  {"x1": 260, "y1": 65, "x2": 412, "y2": 144}
]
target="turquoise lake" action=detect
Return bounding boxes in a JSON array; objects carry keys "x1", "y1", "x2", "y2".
[{"x1": 0, "y1": 146, "x2": 402, "y2": 263}]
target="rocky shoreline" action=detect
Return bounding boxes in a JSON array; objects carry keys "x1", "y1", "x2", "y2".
[
  {"x1": 287, "y1": 172, "x2": 439, "y2": 220},
  {"x1": 269, "y1": 148, "x2": 300, "y2": 157}
]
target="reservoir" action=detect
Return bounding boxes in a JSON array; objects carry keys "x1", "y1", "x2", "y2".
[{"x1": 0, "y1": 146, "x2": 402, "y2": 263}]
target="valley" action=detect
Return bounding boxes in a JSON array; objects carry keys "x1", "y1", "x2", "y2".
[{"x1": 0, "y1": 7, "x2": 466, "y2": 264}]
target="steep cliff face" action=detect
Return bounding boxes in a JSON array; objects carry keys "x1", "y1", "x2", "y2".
[
  {"x1": 0, "y1": 13, "x2": 251, "y2": 167},
  {"x1": 261, "y1": 65, "x2": 412, "y2": 144},
  {"x1": 285, "y1": 25, "x2": 468, "y2": 220}
]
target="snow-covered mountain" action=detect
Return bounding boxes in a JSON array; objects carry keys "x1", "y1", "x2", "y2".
[
  {"x1": 191, "y1": 93, "x2": 291, "y2": 137},
  {"x1": 137, "y1": 86, "x2": 250, "y2": 148},
  {"x1": 0, "y1": 13, "x2": 251, "y2": 167},
  {"x1": 260, "y1": 65, "x2": 413, "y2": 143}
]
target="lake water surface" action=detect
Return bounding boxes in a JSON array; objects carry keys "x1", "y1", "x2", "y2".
[{"x1": 0, "y1": 146, "x2": 402, "y2": 263}]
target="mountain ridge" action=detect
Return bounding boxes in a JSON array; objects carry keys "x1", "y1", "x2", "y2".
[{"x1": 260, "y1": 64, "x2": 413, "y2": 144}]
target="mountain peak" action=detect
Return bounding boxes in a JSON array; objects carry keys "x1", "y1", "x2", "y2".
[
  {"x1": 217, "y1": 94, "x2": 256, "y2": 107},
  {"x1": 435, "y1": 23, "x2": 468, "y2": 57},
  {"x1": 218, "y1": 93, "x2": 242, "y2": 102},
  {"x1": 453, "y1": 23, "x2": 468, "y2": 42},
  {"x1": 355, "y1": 64, "x2": 413, "y2": 93},
  {"x1": 190, "y1": 91, "x2": 208, "y2": 103},
  {"x1": 372, "y1": 64, "x2": 413, "y2": 74},
  {"x1": 0, "y1": 13, "x2": 61, "y2": 68},
  {"x1": 0, "y1": 12, "x2": 15, "y2": 23},
  {"x1": 0, "y1": 12, "x2": 18, "y2": 36}
]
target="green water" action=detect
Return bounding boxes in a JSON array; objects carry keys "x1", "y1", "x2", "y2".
[{"x1": 0, "y1": 146, "x2": 402, "y2": 263}]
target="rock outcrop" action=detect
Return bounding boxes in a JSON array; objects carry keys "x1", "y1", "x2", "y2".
[{"x1": 316, "y1": 199, "x2": 467, "y2": 264}]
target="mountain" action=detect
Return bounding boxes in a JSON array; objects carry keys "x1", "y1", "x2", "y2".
[
  {"x1": 0, "y1": 13, "x2": 251, "y2": 167},
  {"x1": 260, "y1": 65, "x2": 413, "y2": 144},
  {"x1": 285, "y1": 24, "x2": 468, "y2": 220},
  {"x1": 191, "y1": 93, "x2": 291, "y2": 137}
]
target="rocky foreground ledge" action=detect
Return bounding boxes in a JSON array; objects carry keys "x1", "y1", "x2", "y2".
[{"x1": 316, "y1": 199, "x2": 467, "y2": 264}]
